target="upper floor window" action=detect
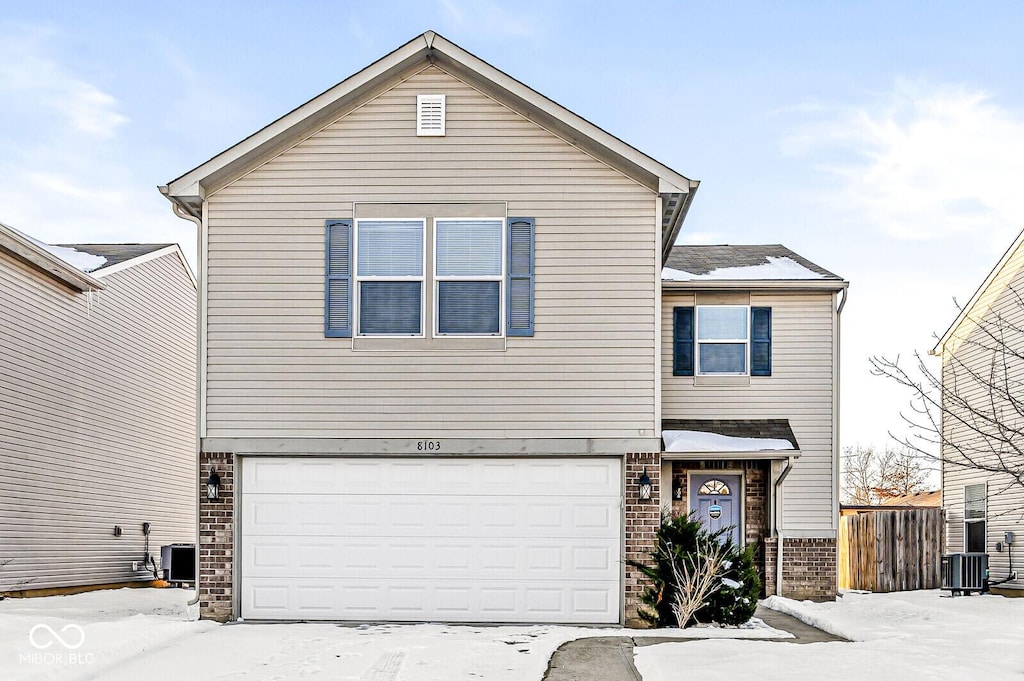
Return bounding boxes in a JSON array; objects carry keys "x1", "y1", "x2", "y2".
[
  {"x1": 324, "y1": 216, "x2": 535, "y2": 339},
  {"x1": 673, "y1": 305, "x2": 771, "y2": 377}
]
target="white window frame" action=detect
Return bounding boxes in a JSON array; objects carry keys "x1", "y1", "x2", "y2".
[
  {"x1": 963, "y1": 482, "x2": 987, "y2": 553},
  {"x1": 433, "y1": 217, "x2": 506, "y2": 337},
  {"x1": 696, "y1": 305, "x2": 750, "y2": 376},
  {"x1": 353, "y1": 218, "x2": 427, "y2": 337}
]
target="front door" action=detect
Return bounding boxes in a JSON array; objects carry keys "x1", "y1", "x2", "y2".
[{"x1": 689, "y1": 473, "x2": 742, "y2": 547}]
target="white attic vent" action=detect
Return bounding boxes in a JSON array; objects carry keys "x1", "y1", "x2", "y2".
[{"x1": 417, "y1": 94, "x2": 446, "y2": 136}]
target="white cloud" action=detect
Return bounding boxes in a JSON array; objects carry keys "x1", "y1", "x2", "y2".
[
  {"x1": 783, "y1": 80, "x2": 1024, "y2": 248},
  {"x1": 0, "y1": 27, "x2": 127, "y2": 139}
]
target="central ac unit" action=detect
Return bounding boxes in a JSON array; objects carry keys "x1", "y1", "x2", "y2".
[{"x1": 941, "y1": 553, "x2": 988, "y2": 595}]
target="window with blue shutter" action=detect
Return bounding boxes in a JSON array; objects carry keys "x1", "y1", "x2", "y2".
[
  {"x1": 355, "y1": 220, "x2": 425, "y2": 335},
  {"x1": 750, "y1": 307, "x2": 772, "y2": 376},
  {"x1": 324, "y1": 220, "x2": 352, "y2": 337},
  {"x1": 507, "y1": 217, "x2": 535, "y2": 336},
  {"x1": 672, "y1": 307, "x2": 694, "y2": 376},
  {"x1": 435, "y1": 219, "x2": 503, "y2": 335}
]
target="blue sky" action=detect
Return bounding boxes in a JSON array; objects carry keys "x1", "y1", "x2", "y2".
[{"x1": 3, "y1": 1, "x2": 1024, "y2": 459}]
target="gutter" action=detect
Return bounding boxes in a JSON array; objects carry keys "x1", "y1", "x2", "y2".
[
  {"x1": 166, "y1": 199, "x2": 204, "y2": 609},
  {"x1": 773, "y1": 456, "x2": 795, "y2": 596}
]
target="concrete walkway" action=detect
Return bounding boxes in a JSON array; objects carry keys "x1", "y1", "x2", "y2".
[{"x1": 542, "y1": 606, "x2": 846, "y2": 681}]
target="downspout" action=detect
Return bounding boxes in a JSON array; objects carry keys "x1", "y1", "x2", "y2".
[
  {"x1": 172, "y1": 201, "x2": 203, "y2": 609},
  {"x1": 774, "y1": 456, "x2": 795, "y2": 596}
]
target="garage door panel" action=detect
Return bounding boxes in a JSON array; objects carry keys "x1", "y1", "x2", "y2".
[
  {"x1": 243, "y1": 494, "x2": 619, "y2": 538},
  {"x1": 241, "y1": 457, "x2": 622, "y2": 623},
  {"x1": 242, "y1": 577, "x2": 619, "y2": 623}
]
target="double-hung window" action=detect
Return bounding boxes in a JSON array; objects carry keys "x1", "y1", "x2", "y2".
[
  {"x1": 326, "y1": 215, "x2": 534, "y2": 339},
  {"x1": 673, "y1": 305, "x2": 771, "y2": 376},
  {"x1": 355, "y1": 220, "x2": 425, "y2": 336},
  {"x1": 964, "y1": 483, "x2": 986, "y2": 552},
  {"x1": 435, "y1": 219, "x2": 503, "y2": 335}
]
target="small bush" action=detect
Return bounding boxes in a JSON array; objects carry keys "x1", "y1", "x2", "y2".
[{"x1": 628, "y1": 513, "x2": 761, "y2": 628}]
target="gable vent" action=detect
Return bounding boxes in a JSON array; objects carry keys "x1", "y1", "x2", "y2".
[{"x1": 417, "y1": 94, "x2": 446, "y2": 136}]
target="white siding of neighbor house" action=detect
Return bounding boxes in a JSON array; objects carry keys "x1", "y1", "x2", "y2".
[
  {"x1": 0, "y1": 251, "x2": 196, "y2": 591},
  {"x1": 203, "y1": 65, "x2": 658, "y2": 440},
  {"x1": 661, "y1": 291, "x2": 838, "y2": 535},
  {"x1": 941, "y1": 244, "x2": 1024, "y2": 589}
]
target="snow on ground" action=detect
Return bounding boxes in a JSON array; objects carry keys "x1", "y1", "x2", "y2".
[
  {"x1": 635, "y1": 590, "x2": 1024, "y2": 681},
  {"x1": 0, "y1": 588, "x2": 790, "y2": 681}
]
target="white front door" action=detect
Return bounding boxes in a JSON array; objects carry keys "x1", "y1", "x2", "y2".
[{"x1": 240, "y1": 457, "x2": 622, "y2": 623}]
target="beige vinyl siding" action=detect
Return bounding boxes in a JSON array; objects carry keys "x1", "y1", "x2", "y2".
[
  {"x1": 0, "y1": 252, "x2": 196, "y2": 591},
  {"x1": 941, "y1": 247, "x2": 1024, "y2": 588},
  {"x1": 204, "y1": 65, "x2": 658, "y2": 439},
  {"x1": 661, "y1": 291, "x2": 837, "y2": 535}
]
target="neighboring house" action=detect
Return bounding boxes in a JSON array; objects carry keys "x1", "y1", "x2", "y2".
[
  {"x1": 160, "y1": 31, "x2": 845, "y2": 624},
  {"x1": 0, "y1": 223, "x2": 196, "y2": 593},
  {"x1": 661, "y1": 245, "x2": 846, "y2": 601},
  {"x1": 933, "y1": 228, "x2": 1024, "y2": 595},
  {"x1": 840, "y1": 490, "x2": 942, "y2": 516}
]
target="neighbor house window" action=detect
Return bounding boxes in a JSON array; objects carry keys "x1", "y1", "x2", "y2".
[
  {"x1": 673, "y1": 305, "x2": 771, "y2": 376},
  {"x1": 435, "y1": 219, "x2": 503, "y2": 335},
  {"x1": 964, "y1": 483, "x2": 986, "y2": 553},
  {"x1": 355, "y1": 220, "x2": 425, "y2": 335}
]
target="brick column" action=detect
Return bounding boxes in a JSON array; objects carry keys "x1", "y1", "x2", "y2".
[
  {"x1": 199, "y1": 451, "x2": 234, "y2": 621},
  {"x1": 764, "y1": 536, "x2": 837, "y2": 600},
  {"x1": 624, "y1": 452, "x2": 661, "y2": 627}
]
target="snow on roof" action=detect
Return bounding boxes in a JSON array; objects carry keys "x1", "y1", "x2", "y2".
[
  {"x1": 663, "y1": 429, "x2": 796, "y2": 453},
  {"x1": 662, "y1": 256, "x2": 828, "y2": 281},
  {"x1": 38, "y1": 244, "x2": 108, "y2": 272}
]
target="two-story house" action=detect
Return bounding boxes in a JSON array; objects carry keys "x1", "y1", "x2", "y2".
[
  {"x1": 932, "y1": 228, "x2": 1024, "y2": 596},
  {"x1": 161, "y1": 32, "x2": 845, "y2": 625}
]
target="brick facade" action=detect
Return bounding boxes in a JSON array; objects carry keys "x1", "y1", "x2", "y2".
[
  {"x1": 623, "y1": 452, "x2": 661, "y2": 627},
  {"x1": 199, "y1": 451, "x2": 234, "y2": 621},
  {"x1": 764, "y1": 536, "x2": 837, "y2": 600}
]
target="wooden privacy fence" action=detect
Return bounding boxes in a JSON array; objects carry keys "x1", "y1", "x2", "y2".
[{"x1": 839, "y1": 508, "x2": 945, "y2": 592}]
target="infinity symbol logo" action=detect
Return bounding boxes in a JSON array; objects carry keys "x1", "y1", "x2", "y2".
[{"x1": 28, "y1": 624, "x2": 86, "y2": 650}]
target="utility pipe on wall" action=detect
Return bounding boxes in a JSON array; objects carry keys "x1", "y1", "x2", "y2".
[{"x1": 774, "y1": 456, "x2": 795, "y2": 596}]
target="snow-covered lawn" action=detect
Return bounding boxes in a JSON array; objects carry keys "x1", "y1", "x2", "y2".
[
  {"x1": 0, "y1": 588, "x2": 788, "y2": 681},
  {"x1": 636, "y1": 590, "x2": 1024, "y2": 681},
  {"x1": 8, "y1": 587, "x2": 1019, "y2": 681}
]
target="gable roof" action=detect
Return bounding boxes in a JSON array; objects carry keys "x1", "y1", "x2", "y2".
[
  {"x1": 662, "y1": 244, "x2": 846, "y2": 289},
  {"x1": 932, "y1": 227, "x2": 1024, "y2": 356},
  {"x1": 159, "y1": 31, "x2": 699, "y2": 262},
  {"x1": 60, "y1": 243, "x2": 173, "y2": 270},
  {"x1": 0, "y1": 222, "x2": 104, "y2": 292}
]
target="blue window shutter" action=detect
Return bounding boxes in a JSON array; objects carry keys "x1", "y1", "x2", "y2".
[
  {"x1": 673, "y1": 307, "x2": 694, "y2": 376},
  {"x1": 507, "y1": 217, "x2": 535, "y2": 336},
  {"x1": 324, "y1": 220, "x2": 352, "y2": 337},
  {"x1": 751, "y1": 307, "x2": 772, "y2": 376}
]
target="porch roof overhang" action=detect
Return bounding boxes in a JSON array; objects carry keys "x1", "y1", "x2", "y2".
[{"x1": 661, "y1": 419, "x2": 800, "y2": 460}]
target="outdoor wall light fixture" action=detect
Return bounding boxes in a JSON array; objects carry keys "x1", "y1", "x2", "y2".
[
  {"x1": 637, "y1": 468, "x2": 653, "y2": 501},
  {"x1": 206, "y1": 467, "x2": 221, "y2": 501}
]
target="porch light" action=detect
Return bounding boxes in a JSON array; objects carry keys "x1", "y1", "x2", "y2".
[
  {"x1": 637, "y1": 469, "x2": 653, "y2": 501},
  {"x1": 206, "y1": 467, "x2": 221, "y2": 501}
]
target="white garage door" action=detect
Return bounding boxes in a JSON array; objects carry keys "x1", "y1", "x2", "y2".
[{"x1": 240, "y1": 457, "x2": 622, "y2": 623}]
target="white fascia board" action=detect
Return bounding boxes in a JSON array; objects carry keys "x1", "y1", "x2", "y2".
[
  {"x1": 163, "y1": 34, "x2": 432, "y2": 202},
  {"x1": 932, "y1": 226, "x2": 1024, "y2": 356},
  {"x1": 663, "y1": 451, "x2": 802, "y2": 461},
  {"x1": 162, "y1": 31, "x2": 696, "y2": 211},
  {"x1": 91, "y1": 244, "x2": 197, "y2": 289},
  {"x1": 0, "y1": 223, "x2": 104, "y2": 292},
  {"x1": 429, "y1": 33, "x2": 695, "y2": 195}
]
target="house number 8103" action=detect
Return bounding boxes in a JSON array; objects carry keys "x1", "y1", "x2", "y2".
[{"x1": 417, "y1": 441, "x2": 441, "y2": 451}]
